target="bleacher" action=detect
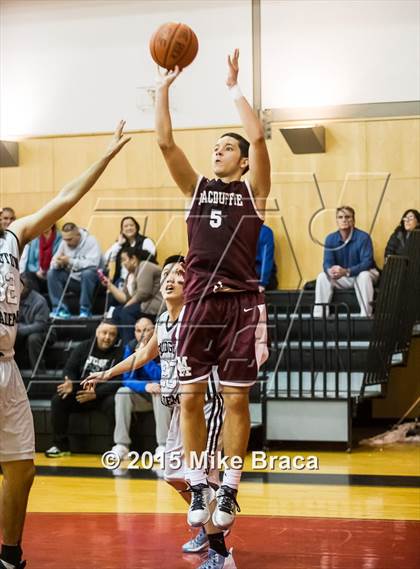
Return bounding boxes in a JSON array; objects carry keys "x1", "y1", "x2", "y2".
[
  {"x1": 258, "y1": 234, "x2": 420, "y2": 449},
  {"x1": 23, "y1": 288, "x2": 158, "y2": 455}
]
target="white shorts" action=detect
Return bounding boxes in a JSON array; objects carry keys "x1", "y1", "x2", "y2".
[
  {"x1": 0, "y1": 358, "x2": 35, "y2": 462},
  {"x1": 164, "y1": 394, "x2": 224, "y2": 486}
]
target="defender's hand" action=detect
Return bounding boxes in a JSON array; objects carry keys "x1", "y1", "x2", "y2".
[
  {"x1": 104, "y1": 120, "x2": 131, "y2": 159},
  {"x1": 227, "y1": 48, "x2": 239, "y2": 88},
  {"x1": 82, "y1": 370, "x2": 112, "y2": 390}
]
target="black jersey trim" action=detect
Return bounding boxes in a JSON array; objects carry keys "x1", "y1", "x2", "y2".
[
  {"x1": 165, "y1": 315, "x2": 179, "y2": 333},
  {"x1": 5, "y1": 229, "x2": 21, "y2": 252}
]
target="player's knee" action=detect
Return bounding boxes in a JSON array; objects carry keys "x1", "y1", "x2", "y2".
[
  {"x1": 4, "y1": 461, "x2": 35, "y2": 490},
  {"x1": 23, "y1": 462, "x2": 36, "y2": 489},
  {"x1": 180, "y1": 391, "x2": 205, "y2": 414},
  {"x1": 223, "y1": 392, "x2": 249, "y2": 414}
]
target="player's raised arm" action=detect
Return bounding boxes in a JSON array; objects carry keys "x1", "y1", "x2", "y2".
[
  {"x1": 10, "y1": 121, "x2": 131, "y2": 250},
  {"x1": 82, "y1": 332, "x2": 160, "y2": 390},
  {"x1": 155, "y1": 67, "x2": 199, "y2": 197},
  {"x1": 227, "y1": 49, "x2": 271, "y2": 200}
]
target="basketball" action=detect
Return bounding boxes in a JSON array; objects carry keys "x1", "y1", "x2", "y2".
[{"x1": 149, "y1": 22, "x2": 198, "y2": 70}]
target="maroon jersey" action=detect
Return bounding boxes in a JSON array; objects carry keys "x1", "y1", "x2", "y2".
[{"x1": 184, "y1": 176, "x2": 263, "y2": 302}]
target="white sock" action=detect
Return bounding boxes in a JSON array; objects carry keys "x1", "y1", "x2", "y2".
[
  {"x1": 222, "y1": 467, "x2": 242, "y2": 491},
  {"x1": 186, "y1": 466, "x2": 208, "y2": 487}
]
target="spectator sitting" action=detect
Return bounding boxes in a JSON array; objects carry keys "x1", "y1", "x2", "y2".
[
  {"x1": 256, "y1": 224, "x2": 278, "y2": 292},
  {"x1": 15, "y1": 276, "x2": 55, "y2": 373},
  {"x1": 20, "y1": 224, "x2": 62, "y2": 293},
  {"x1": 110, "y1": 317, "x2": 172, "y2": 461},
  {"x1": 1, "y1": 206, "x2": 16, "y2": 229},
  {"x1": 313, "y1": 206, "x2": 379, "y2": 318},
  {"x1": 104, "y1": 216, "x2": 157, "y2": 285},
  {"x1": 101, "y1": 246, "x2": 163, "y2": 344},
  {"x1": 47, "y1": 222, "x2": 102, "y2": 318},
  {"x1": 45, "y1": 320, "x2": 123, "y2": 457},
  {"x1": 384, "y1": 209, "x2": 420, "y2": 259}
]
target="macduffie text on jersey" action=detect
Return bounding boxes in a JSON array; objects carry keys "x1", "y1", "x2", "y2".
[{"x1": 198, "y1": 189, "x2": 244, "y2": 207}]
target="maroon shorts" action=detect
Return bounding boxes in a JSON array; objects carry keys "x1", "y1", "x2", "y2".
[{"x1": 175, "y1": 292, "x2": 268, "y2": 387}]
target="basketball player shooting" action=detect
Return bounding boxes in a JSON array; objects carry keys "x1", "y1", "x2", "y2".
[
  {"x1": 155, "y1": 50, "x2": 270, "y2": 531},
  {"x1": 84, "y1": 257, "x2": 236, "y2": 568},
  {"x1": 0, "y1": 121, "x2": 130, "y2": 569}
]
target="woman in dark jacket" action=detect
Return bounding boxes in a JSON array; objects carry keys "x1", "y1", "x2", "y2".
[
  {"x1": 384, "y1": 209, "x2": 420, "y2": 259},
  {"x1": 104, "y1": 216, "x2": 157, "y2": 283}
]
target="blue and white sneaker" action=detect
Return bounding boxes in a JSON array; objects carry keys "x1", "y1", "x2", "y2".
[
  {"x1": 197, "y1": 548, "x2": 237, "y2": 569},
  {"x1": 182, "y1": 527, "x2": 208, "y2": 553},
  {"x1": 182, "y1": 528, "x2": 232, "y2": 554},
  {"x1": 49, "y1": 307, "x2": 71, "y2": 319}
]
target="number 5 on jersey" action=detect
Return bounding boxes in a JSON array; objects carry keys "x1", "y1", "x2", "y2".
[{"x1": 210, "y1": 209, "x2": 222, "y2": 228}]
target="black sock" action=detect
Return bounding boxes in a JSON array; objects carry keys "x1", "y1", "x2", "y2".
[
  {"x1": 208, "y1": 532, "x2": 228, "y2": 558},
  {"x1": 1, "y1": 543, "x2": 22, "y2": 566}
]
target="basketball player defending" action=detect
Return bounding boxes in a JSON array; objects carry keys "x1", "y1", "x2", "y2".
[
  {"x1": 155, "y1": 49, "x2": 270, "y2": 530},
  {"x1": 84, "y1": 256, "x2": 235, "y2": 568},
  {"x1": 0, "y1": 121, "x2": 130, "y2": 569}
]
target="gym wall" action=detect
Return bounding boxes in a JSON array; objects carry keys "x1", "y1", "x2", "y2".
[{"x1": 1, "y1": 116, "x2": 419, "y2": 288}]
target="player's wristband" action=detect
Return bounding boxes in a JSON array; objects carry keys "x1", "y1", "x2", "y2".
[{"x1": 228, "y1": 84, "x2": 243, "y2": 101}]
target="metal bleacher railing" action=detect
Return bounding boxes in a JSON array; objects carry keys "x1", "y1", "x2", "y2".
[
  {"x1": 362, "y1": 255, "x2": 409, "y2": 393},
  {"x1": 393, "y1": 229, "x2": 420, "y2": 364}
]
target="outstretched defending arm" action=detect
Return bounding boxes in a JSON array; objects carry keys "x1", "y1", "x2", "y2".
[
  {"x1": 155, "y1": 67, "x2": 198, "y2": 196},
  {"x1": 82, "y1": 332, "x2": 160, "y2": 390},
  {"x1": 227, "y1": 49, "x2": 271, "y2": 200},
  {"x1": 10, "y1": 121, "x2": 131, "y2": 250}
]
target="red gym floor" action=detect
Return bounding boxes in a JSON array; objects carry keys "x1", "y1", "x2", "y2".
[{"x1": 24, "y1": 512, "x2": 420, "y2": 569}]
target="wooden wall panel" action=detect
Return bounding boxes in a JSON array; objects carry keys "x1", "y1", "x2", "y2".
[
  {"x1": 0, "y1": 139, "x2": 54, "y2": 197},
  {"x1": 1, "y1": 118, "x2": 419, "y2": 288},
  {"x1": 366, "y1": 119, "x2": 420, "y2": 179}
]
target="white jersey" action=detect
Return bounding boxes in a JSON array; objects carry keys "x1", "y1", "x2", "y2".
[
  {"x1": 0, "y1": 230, "x2": 22, "y2": 358},
  {"x1": 158, "y1": 309, "x2": 224, "y2": 483},
  {"x1": 156, "y1": 310, "x2": 220, "y2": 407}
]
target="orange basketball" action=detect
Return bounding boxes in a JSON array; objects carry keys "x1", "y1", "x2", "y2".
[{"x1": 149, "y1": 22, "x2": 198, "y2": 70}]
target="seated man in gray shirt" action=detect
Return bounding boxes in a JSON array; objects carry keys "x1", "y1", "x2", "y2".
[{"x1": 47, "y1": 222, "x2": 102, "y2": 319}]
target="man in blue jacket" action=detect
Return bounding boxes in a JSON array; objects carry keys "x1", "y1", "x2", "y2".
[
  {"x1": 314, "y1": 206, "x2": 379, "y2": 317},
  {"x1": 256, "y1": 224, "x2": 278, "y2": 291},
  {"x1": 110, "y1": 317, "x2": 172, "y2": 461}
]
